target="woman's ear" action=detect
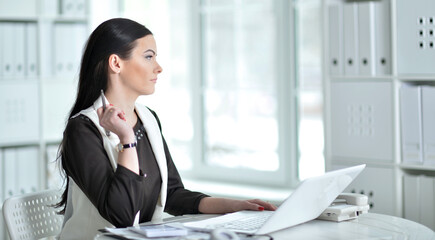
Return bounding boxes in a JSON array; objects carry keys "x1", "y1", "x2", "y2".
[{"x1": 108, "y1": 54, "x2": 121, "y2": 74}]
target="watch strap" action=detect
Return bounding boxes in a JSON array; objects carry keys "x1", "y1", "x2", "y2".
[{"x1": 118, "y1": 142, "x2": 137, "y2": 152}]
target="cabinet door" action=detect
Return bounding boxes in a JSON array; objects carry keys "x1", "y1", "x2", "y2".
[
  {"x1": 332, "y1": 164, "x2": 396, "y2": 215},
  {"x1": 0, "y1": 81, "x2": 40, "y2": 145},
  {"x1": 397, "y1": 0, "x2": 435, "y2": 74},
  {"x1": 330, "y1": 81, "x2": 393, "y2": 161}
]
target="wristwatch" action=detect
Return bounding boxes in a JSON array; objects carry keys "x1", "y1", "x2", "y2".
[{"x1": 117, "y1": 142, "x2": 137, "y2": 152}]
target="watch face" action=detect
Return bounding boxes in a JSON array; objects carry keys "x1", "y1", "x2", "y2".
[{"x1": 117, "y1": 143, "x2": 123, "y2": 152}]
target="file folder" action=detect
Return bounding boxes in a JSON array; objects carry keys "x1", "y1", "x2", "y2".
[
  {"x1": 73, "y1": 23, "x2": 87, "y2": 76},
  {"x1": 17, "y1": 147, "x2": 39, "y2": 194},
  {"x1": 343, "y1": 2, "x2": 359, "y2": 75},
  {"x1": 60, "y1": 0, "x2": 76, "y2": 16},
  {"x1": 75, "y1": 0, "x2": 86, "y2": 17},
  {"x1": 14, "y1": 23, "x2": 26, "y2": 78},
  {"x1": 420, "y1": 176, "x2": 435, "y2": 229},
  {"x1": 328, "y1": 3, "x2": 343, "y2": 76},
  {"x1": 2, "y1": 23, "x2": 15, "y2": 77},
  {"x1": 374, "y1": 0, "x2": 391, "y2": 75},
  {"x1": 46, "y1": 144, "x2": 63, "y2": 189},
  {"x1": 26, "y1": 23, "x2": 38, "y2": 78},
  {"x1": 421, "y1": 86, "x2": 435, "y2": 166},
  {"x1": 357, "y1": 2, "x2": 375, "y2": 76},
  {"x1": 4, "y1": 148, "x2": 18, "y2": 198},
  {"x1": 400, "y1": 84, "x2": 423, "y2": 164},
  {"x1": 403, "y1": 175, "x2": 420, "y2": 223},
  {"x1": 53, "y1": 23, "x2": 66, "y2": 76},
  {"x1": 0, "y1": 149, "x2": 3, "y2": 202},
  {"x1": 0, "y1": 24, "x2": 3, "y2": 77}
]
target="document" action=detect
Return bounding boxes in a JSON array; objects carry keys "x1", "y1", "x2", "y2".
[
  {"x1": 103, "y1": 223, "x2": 208, "y2": 240},
  {"x1": 128, "y1": 224, "x2": 188, "y2": 238}
]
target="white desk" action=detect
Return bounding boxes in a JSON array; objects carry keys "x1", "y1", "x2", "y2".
[{"x1": 96, "y1": 213, "x2": 435, "y2": 240}]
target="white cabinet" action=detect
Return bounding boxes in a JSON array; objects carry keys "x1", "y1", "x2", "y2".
[
  {"x1": 323, "y1": 0, "x2": 435, "y2": 230},
  {"x1": 0, "y1": 0, "x2": 90, "y2": 202}
]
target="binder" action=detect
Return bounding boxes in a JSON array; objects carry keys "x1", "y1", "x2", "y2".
[
  {"x1": 343, "y1": 2, "x2": 359, "y2": 75},
  {"x1": 75, "y1": 0, "x2": 86, "y2": 17},
  {"x1": 46, "y1": 145, "x2": 63, "y2": 189},
  {"x1": 400, "y1": 84, "x2": 423, "y2": 164},
  {"x1": 403, "y1": 175, "x2": 420, "y2": 223},
  {"x1": 26, "y1": 23, "x2": 38, "y2": 78},
  {"x1": 4, "y1": 148, "x2": 18, "y2": 198},
  {"x1": 17, "y1": 147, "x2": 39, "y2": 194},
  {"x1": 2, "y1": 23, "x2": 15, "y2": 77},
  {"x1": 420, "y1": 176, "x2": 435, "y2": 229},
  {"x1": 0, "y1": 24, "x2": 3, "y2": 77},
  {"x1": 73, "y1": 23, "x2": 87, "y2": 76},
  {"x1": 421, "y1": 86, "x2": 435, "y2": 166},
  {"x1": 14, "y1": 23, "x2": 26, "y2": 78},
  {"x1": 0, "y1": 149, "x2": 3, "y2": 202},
  {"x1": 328, "y1": 3, "x2": 343, "y2": 76},
  {"x1": 60, "y1": 0, "x2": 75, "y2": 16},
  {"x1": 53, "y1": 23, "x2": 66, "y2": 76},
  {"x1": 374, "y1": 0, "x2": 391, "y2": 75},
  {"x1": 357, "y1": 2, "x2": 375, "y2": 76}
]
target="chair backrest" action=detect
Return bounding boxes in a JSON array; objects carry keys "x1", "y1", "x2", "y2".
[{"x1": 2, "y1": 189, "x2": 64, "y2": 240}]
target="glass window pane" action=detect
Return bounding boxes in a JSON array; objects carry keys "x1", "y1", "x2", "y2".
[
  {"x1": 124, "y1": 0, "x2": 194, "y2": 171},
  {"x1": 296, "y1": 0, "x2": 325, "y2": 180},
  {"x1": 202, "y1": 1, "x2": 279, "y2": 172}
]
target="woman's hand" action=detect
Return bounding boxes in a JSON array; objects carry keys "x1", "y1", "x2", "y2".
[
  {"x1": 96, "y1": 105, "x2": 135, "y2": 143},
  {"x1": 198, "y1": 197, "x2": 277, "y2": 214},
  {"x1": 236, "y1": 199, "x2": 278, "y2": 212},
  {"x1": 96, "y1": 105, "x2": 139, "y2": 174}
]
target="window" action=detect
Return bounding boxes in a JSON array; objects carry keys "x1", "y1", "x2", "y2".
[
  {"x1": 189, "y1": 0, "x2": 298, "y2": 186},
  {"x1": 295, "y1": 0, "x2": 324, "y2": 180},
  {"x1": 116, "y1": 0, "x2": 323, "y2": 188}
]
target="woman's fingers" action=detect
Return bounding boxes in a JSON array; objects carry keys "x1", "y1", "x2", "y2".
[
  {"x1": 97, "y1": 106, "x2": 127, "y2": 133},
  {"x1": 246, "y1": 199, "x2": 278, "y2": 211}
]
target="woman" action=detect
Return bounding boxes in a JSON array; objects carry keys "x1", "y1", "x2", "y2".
[{"x1": 57, "y1": 18, "x2": 276, "y2": 239}]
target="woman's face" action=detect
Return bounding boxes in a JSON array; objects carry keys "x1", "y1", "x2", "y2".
[{"x1": 120, "y1": 35, "x2": 163, "y2": 96}]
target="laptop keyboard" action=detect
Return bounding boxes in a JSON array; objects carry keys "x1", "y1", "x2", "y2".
[{"x1": 203, "y1": 211, "x2": 274, "y2": 231}]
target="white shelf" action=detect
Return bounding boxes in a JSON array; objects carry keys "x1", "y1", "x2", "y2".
[
  {"x1": 398, "y1": 76, "x2": 435, "y2": 81},
  {"x1": 0, "y1": 0, "x2": 90, "y2": 192},
  {"x1": 0, "y1": 16, "x2": 38, "y2": 22},
  {"x1": 400, "y1": 164, "x2": 435, "y2": 172},
  {"x1": 329, "y1": 76, "x2": 394, "y2": 81}
]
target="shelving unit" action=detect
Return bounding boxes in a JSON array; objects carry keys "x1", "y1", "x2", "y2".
[
  {"x1": 0, "y1": 0, "x2": 90, "y2": 238},
  {"x1": 323, "y1": 0, "x2": 435, "y2": 231}
]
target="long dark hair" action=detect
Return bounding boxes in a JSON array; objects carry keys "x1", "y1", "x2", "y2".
[{"x1": 56, "y1": 18, "x2": 153, "y2": 214}]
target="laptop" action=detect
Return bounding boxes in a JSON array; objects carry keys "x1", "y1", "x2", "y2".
[{"x1": 183, "y1": 164, "x2": 365, "y2": 235}]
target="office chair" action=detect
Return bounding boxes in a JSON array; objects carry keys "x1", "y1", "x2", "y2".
[{"x1": 2, "y1": 189, "x2": 64, "y2": 240}]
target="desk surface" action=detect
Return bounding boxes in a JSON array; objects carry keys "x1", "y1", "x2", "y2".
[
  {"x1": 271, "y1": 213, "x2": 434, "y2": 240},
  {"x1": 96, "y1": 213, "x2": 435, "y2": 240}
]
